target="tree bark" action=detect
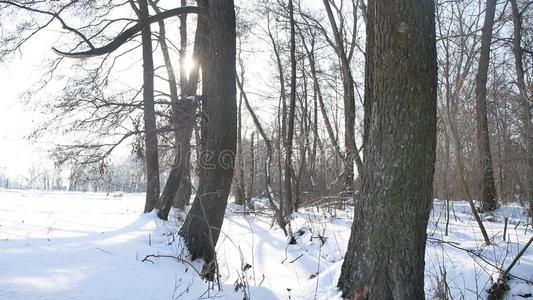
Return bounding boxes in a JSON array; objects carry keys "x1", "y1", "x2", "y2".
[
  {"x1": 284, "y1": 0, "x2": 297, "y2": 215},
  {"x1": 337, "y1": 0, "x2": 438, "y2": 298},
  {"x1": 139, "y1": 0, "x2": 160, "y2": 213},
  {"x1": 175, "y1": 0, "x2": 194, "y2": 209},
  {"x1": 178, "y1": 0, "x2": 236, "y2": 278},
  {"x1": 475, "y1": 0, "x2": 498, "y2": 211},
  {"x1": 511, "y1": 0, "x2": 533, "y2": 218}
]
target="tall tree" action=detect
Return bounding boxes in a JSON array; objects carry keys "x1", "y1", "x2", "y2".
[
  {"x1": 510, "y1": 0, "x2": 533, "y2": 218},
  {"x1": 283, "y1": 0, "x2": 297, "y2": 214},
  {"x1": 234, "y1": 53, "x2": 246, "y2": 206},
  {"x1": 178, "y1": 0, "x2": 236, "y2": 278},
  {"x1": 55, "y1": 2, "x2": 199, "y2": 212},
  {"x1": 436, "y1": 0, "x2": 491, "y2": 245},
  {"x1": 156, "y1": 0, "x2": 203, "y2": 220},
  {"x1": 136, "y1": 0, "x2": 160, "y2": 213},
  {"x1": 174, "y1": 0, "x2": 195, "y2": 209},
  {"x1": 337, "y1": 0, "x2": 438, "y2": 298},
  {"x1": 475, "y1": 0, "x2": 498, "y2": 211},
  {"x1": 322, "y1": 0, "x2": 363, "y2": 192}
]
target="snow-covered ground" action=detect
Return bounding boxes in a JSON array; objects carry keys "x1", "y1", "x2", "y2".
[{"x1": 0, "y1": 189, "x2": 531, "y2": 299}]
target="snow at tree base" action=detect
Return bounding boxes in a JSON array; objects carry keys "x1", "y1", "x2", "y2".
[
  {"x1": 1, "y1": 0, "x2": 533, "y2": 299},
  {"x1": 0, "y1": 190, "x2": 531, "y2": 299}
]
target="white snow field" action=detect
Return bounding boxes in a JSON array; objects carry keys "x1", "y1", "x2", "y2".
[{"x1": 0, "y1": 189, "x2": 531, "y2": 299}]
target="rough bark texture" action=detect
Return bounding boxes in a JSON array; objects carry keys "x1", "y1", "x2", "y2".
[
  {"x1": 475, "y1": 0, "x2": 498, "y2": 211},
  {"x1": 511, "y1": 0, "x2": 533, "y2": 218},
  {"x1": 139, "y1": 0, "x2": 160, "y2": 213},
  {"x1": 337, "y1": 0, "x2": 437, "y2": 298},
  {"x1": 178, "y1": 0, "x2": 236, "y2": 276}
]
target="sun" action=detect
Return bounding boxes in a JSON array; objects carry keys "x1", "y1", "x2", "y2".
[{"x1": 183, "y1": 54, "x2": 196, "y2": 78}]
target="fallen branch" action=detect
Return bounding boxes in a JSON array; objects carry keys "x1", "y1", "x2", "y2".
[
  {"x1": 95, "y1": 247, "x2": 113, "y2": 254},
  {"x1": 504, "y1": 235, "x2": 533, "y2": 276},
  {"x1": 289, "y1": 254, "x2": 304, "y2": 263},
  {"x1": 142, "y1": 254, "x2": 202, "y2": 277},
  {"x1": 488, "y1": 235, "x2": 533, "y2": 300},
  {"x1": 427, "y1": 237, "x2": 533, "y2": 284}
]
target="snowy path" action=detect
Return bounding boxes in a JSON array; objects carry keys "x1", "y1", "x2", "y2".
[{"x1": 0, "y1": 190, "x2": 531, "y2": 299}]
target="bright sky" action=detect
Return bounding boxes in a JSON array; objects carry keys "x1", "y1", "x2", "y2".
[
  {"x1": 0, "y1": 29, "x2": 60, "y2": 177},
  {"x1": 0, "y1": 17, "x2": 270, "y2": 178},
  {"x1": 0, "y1": 0, "x2": 349, "y2": 178}
]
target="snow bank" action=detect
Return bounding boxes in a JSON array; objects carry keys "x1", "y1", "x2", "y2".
[{"x1": 0, "y1": 190, "x2": 531, "y2": 299}]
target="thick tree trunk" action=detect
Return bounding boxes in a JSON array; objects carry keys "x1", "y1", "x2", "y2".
[
  {"x1": 511, "y1": 0, "x2": 533, "y2": 218},
  {"x1": 475, "y1": 0, "x2": 498, "y2": 211},
  {"x1": 139, "y1": 0, "x2": 160, "y2": 213},
  {"x1": 337, "y1": 0, "x2": 437, "y2": 298},
  {"x1": 178, "y1": 0, "x2": 236, "y2": 278}
]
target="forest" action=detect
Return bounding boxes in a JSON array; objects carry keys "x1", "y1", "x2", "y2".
[{"x1": 0, "y1": 0, "x2": 532, "y2": 299}]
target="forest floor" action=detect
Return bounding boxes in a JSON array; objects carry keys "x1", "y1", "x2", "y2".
[{"x1": 0, "y1": 189, "x2": 531, "y2": 299}]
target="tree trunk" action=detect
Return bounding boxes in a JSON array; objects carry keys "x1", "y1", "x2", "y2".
[
  {"x1": 178, "y1": 0, "x2": 236, "y2": 278},
  {"x1": 139, "y1": 0, "x2": 160, "y2": 213},
  {"x1": 265, "y1": 17, "x2": 286, "y2": 219},
  {"x1": 175, "y1": 0, "x2": 194, "y2": 209},
  {"x1": 283, "y1": 0, "x2": 297, "y2": 216},
  {"x1": 337, "y1": 0, "x2": 438, "y2": 298},
  {"x1": 511, "y1": 0, "x2": 533, "y2": 218},
  {"x1": 247, "y1": 132, "x2": 255, "y2": 208},
  {"x1": 234, "y1": 73, "x2": 246, "y2": 206},
  {"x1": 157, "y1": 0, "x2": 202, "y2": 219},
  {"x1": 237, "y1": 76, "x2": 288, "y2": 236},
  {"x1": 475, "y1": 0, "x2": 498, "y2": 211},
  {"x1": 158, "y1": 102, "x2": 196, "y2": 219},
  {"x1": 444, "y1": 132, "x2": 451, "y2": 236},
  {"x1": 322, "y1": 0, "x2": 363, "y2": 191},
  {"x1": 300, "y1": 30, "x2": 344, "y2": 166}
]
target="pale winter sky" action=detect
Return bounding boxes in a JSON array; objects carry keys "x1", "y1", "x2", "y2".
[
  {"x1": 0, "y1": 4, "x2": 276, "y2": 178},
  {"x1": 0, "y1": 0, "x2": 348, "y2": 178},
  {"x1": 0, "y1": 31, "x2": 58, "y2": 177}
]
